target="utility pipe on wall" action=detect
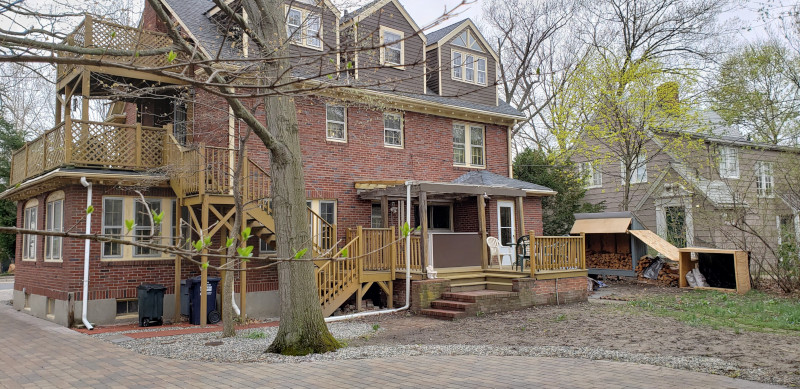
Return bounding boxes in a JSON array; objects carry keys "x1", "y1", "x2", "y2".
[
  {"x1": 79, "y1": 177, "x2": 94, "y2": 330},
  {"x1": 325, "y1": 181, "x2": 413, "y2": 322}
]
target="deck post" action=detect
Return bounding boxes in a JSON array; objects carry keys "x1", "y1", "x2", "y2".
[
  {"x1": 389, "y1": 226, "x2": 396, "y2": 280},
  {"x1": 515, "y1": 196, "x2": 525, "y2": 240},
  {"x1": 477, "y1": 194, "x2": 488, "y2": 269},
  {"x1": 200, "y1": 197, "x2": 209, "y2": 326},
  {"x1": 198, "y1": 145, "x2": 206, "y2": 196},
  {"x1": 81, "y1": 70, "x2": 90, "y2": 140},
  {"x1": 419, "y1": 191, "x2": 428, "y2": 276},
  {"x1": 174, "y1": 199, "x2": 182, "y2": 322},
  {"x1": 381, "y1": 195, "x2": 389, "y2": 228},
  {"x1": 356, "y1": 226, "x2": 365, "y2": 312},
  {"x1": 240, "y1": 209, "x2": 247, "y2": 320},
  {"x1": 529, "y1": 230, "x2": 536, "y2": 277},
  {"x1": 64, "y1": 84, "x2": 73, "y2": 164},
  {"x1": 580, "y1": 232, "x2": 586, "y2": 270},
  {"x1": 135, "y1": 123, "x2": 142, "y2": 167}
]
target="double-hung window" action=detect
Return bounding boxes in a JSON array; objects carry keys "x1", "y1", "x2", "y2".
[
  {"x1": 134, "y1": 199, "x2": 162, "y2": 256},
  {"x1": 623, "y1": 155, "x2": 647, "y2": 184},
  {"x1": 383, "y1": 112, "x2": 403, "y2": 147},
  {"x1": 326, "y1": 105, "x2": 346, "y2": 141},
  {"x1": 45, "y1": 196, "x2": 63, "y2": 262},
  {"x1": 451, "y1": 50, "x2": 487, "y2": 86},
  {"x1": 381, "y1": 27, "x2": 403, "y2": 67},
  {"x1": 102, "y1": 198, "x2": 124, "y2": 257},
  {"x1": 453, "y1": 123, "x2": 485, "y2": 167},
  {"x1": 719, "y1": 146, "x2": 739, "y2": 179},
  {"x1": 580, "y1": 162, "x2": 602, "y2": 188},
  {"x1": 285, "y1": 7, "x2": 322, "y2": 50},
  {"x1": 22, "y1": 200, "x2": 38, "y2": 261},
  {"x1": 756, "y1": 161, "x2": 774, "y2": 198},
  {"x1": 286, "y1": 8, "x2": 303, "y2": 43}
]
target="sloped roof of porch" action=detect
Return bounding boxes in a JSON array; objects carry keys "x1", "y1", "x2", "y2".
[{"x1": 358, "y1": 171, "x2": 556, "y2": 201}]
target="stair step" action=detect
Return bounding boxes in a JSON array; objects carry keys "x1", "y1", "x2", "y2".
[
  {"x1": 420, "y1": 308, "x2": 466, "y2": 320},
  {"x1": 430, "y1": 300, "x2": 474, "y2": 311},
  {"x1": 440, "y1": 292, "x2": 478, "y2": 303}
]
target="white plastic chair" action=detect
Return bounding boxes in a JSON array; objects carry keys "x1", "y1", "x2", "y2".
[{"x1": 487, "y1": 236, "x2": 512, "y2": 269}]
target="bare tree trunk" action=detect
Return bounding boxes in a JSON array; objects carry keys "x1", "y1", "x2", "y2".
[{"x1": 240, "y1": 0, "x2": 339, "y2": 355}]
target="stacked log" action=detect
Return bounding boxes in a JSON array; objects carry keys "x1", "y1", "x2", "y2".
[
  {"x1": 636, "y1": 256, "x2": 679, "y2": 286},
  {"x1": 587, "y1": 253, "x2": 632, "y2": 270}
]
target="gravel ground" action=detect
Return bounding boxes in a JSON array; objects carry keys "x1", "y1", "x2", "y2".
[{"x1": 92, "y1": 280, "x2": 799, "y2": 387}]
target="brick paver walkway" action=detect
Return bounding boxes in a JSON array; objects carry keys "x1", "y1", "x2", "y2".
[{"x1": 0, "y1": 303, "x2": 780, "y2": 388}]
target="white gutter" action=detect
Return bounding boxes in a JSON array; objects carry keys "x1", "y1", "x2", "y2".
[
  {"x1": 79, "y1": 177, "x2": 94, "y2": 330},
  {"x1": 325, "y1": 181, "x2": 413, "y2": 322}
]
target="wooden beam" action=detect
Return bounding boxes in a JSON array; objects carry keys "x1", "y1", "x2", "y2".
[
  {"x1": 477, "y1": 195, "x2": 488, "y2": 269},
  {"x1": 419, "y1": 191, "x2": 428, "y2": 274},
  {"x1": 516, "y1": 196, "x2": 525, "y2": 240},
  {"x1": 240, "y1": 210, "x2": 247, "y2": 321},
  {"x1": 174, "y1": 199, "x2": 183, "y2": 323},
  {"x1": 200, "y1": 197, "x2": 209, "y2": 327},
  {"x1": 381, "y1": 195, "x2": 389, "y2": 228}
]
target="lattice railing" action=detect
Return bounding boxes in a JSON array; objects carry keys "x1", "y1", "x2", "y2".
[
  {"x1": 9, "y1": 120, "x2": 168, "y2": 185},
  {"x1": 57, "y1": 15, "x2": 175, "y2": 80}
]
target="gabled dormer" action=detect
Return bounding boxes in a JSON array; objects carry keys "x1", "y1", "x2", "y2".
[
  {"x1": 426, "y1": 19, "x2": 499, "y2": 107},
  {"x1": 204, "y1": 0, "x2": 341, "y2": 80},
  {"x1": 340, "y1": 0, "x2": 427, "y2": 95}
]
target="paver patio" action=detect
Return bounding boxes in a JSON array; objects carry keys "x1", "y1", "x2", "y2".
[{"x1": 0, "y1": 303, "x2": 781, "y2": 388}]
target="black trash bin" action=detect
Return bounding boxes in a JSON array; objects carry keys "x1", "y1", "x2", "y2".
[
  {"x1": 187, "y1": 276, "x2": 221, "y2": 325},
  {"x1": 137, "y1": 284, "x2": 166, "y2": 327}
]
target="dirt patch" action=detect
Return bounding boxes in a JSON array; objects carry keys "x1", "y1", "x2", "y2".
[{"x1": 351, "y1": 279, "x2": 800, "y2": 386}]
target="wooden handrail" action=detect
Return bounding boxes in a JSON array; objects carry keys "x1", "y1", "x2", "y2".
[{"x1": 527, "y1": 230, "x2": 586, "y2": 276}]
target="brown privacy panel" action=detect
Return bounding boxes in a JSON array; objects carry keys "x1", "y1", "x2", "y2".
[{"x1": 431, "y1": 233, "x2": 483, "y2": 268}]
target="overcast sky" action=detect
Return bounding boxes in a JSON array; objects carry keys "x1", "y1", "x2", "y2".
[{"x1": 393, "y1": 0, "x2": 772, "y2": 43}]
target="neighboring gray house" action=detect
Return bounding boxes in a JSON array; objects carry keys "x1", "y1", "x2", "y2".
[{"x1": 576, "y1": 111, "x2": 800, "y2": 266}]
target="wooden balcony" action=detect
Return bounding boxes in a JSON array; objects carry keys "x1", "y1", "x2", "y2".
[
  {"x1": 57, "y1": 15, "x2": 175, "y2": 82},
  {"x1": 9, "y1": 120, "x2": 170, "y2": 185}
]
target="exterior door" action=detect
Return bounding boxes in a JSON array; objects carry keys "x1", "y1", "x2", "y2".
[
  {"x1": 665, "y1": 206, "x2": 686, "y2": 248},
  {"x1": 497, "y1": 201, "x2": 515, "y2": 246}
]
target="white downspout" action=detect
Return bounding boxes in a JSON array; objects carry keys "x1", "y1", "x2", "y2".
[
  {"x1": 231, "y1": 286, "x2": 241, "y2": 316},
  {"x1": 325, "y1": 181, "x2": 413, "y2": 322},
  {"x1": 79, "y1": 177, "x2": 94, "y2": 330}
]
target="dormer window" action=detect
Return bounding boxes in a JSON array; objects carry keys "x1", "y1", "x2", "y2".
[
  {"x1": 380, "y1": 26, "x2": 404, "y2": 68},
  {"x1": 285, "y1": 6, "x2": 323, "y2": 50},
  {"x1": 452, "y1": 30, "x2": 483, "y2": 52},
  {"x1": 452, "y1": 51, "x2": 487, "y2": 86}
]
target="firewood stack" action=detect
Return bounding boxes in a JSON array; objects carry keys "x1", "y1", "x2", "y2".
[
  {"x1": 636, "y1": 256, "x2": 679, "y2": 286},
  {"x1": 586, "y1": 253, "x2": 632, "y2": 270}
]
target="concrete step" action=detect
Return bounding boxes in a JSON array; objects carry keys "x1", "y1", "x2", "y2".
[
  {"x1": 430, "y1": 299, "x2": 474, "y2": 311},
  {"x1": 420, "y1": 308, "x2": 466, "y2": 320}
]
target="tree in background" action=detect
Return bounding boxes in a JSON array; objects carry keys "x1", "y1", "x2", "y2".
[
  {"x1": 709, "y1": 42, "x2": 800, "y2": 145},
  {"x1": 0, "y1": 116, "x2": 25, "y2": 272},
  {"x1": 513, "y1": 148, "x2": 603, "y2": 235}
]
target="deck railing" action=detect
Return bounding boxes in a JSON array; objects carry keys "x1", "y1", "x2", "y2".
[
  {"x1": 309, "y1": 207, "x2": 337, "y2": 256},
  {"x1": 396, "y1": 235, "x2": 423, "y2": 273},
  {"x1": 347, "y1": 227, "x2": 396, "y2": 273},
  {"x1": 58, "y1": 15, "x2": 175, "y2": 80},
  {"x1": 10, "y1": 120, "x2": 168, "y2": 185},
  {"x1": 528, "y1": 232, "x2": 586, "y2": 276},
  {"x1": 315, "y1": 236, "x2": 361, "y2": 312}
]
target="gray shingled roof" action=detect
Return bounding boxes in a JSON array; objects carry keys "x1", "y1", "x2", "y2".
[
  {"x1": 452, "y1": 171, "x2": 555, "y2": 193},
  {"x1": 392, "y1": 90, "x2": 524, "y2": 118},
  {"x1": 425, "y1": 19, "x2": 468, "y2": 45},
  {"x1": 342, "y1": 0, "x2": 382, "y2": 23}
]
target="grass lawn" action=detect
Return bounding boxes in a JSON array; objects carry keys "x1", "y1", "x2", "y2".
[{"x1": 629, "y1": 290, "x2": 800, "y2": 333}]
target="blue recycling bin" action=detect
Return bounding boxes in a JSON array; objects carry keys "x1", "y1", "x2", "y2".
[{"x1": 187, "y1": 276, "x2": 221, "y2": 325}]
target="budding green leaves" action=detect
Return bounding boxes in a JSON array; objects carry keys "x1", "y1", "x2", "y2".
[
  {"x1": 236, "y1": 245, "x2": 253, "y2": 259},
  {"x1": 167, "y1": 50, "x2": 177, "y2": 63},
  {"x1": 341, "y1": 248, "x2": 348, "y2": 258},
  {"x1": 241, "y1": 227, "x2": 251, "y2": 241},
  {"x1": 125, "y1": 219, "x2": 135, "y2": 232},
  {"x1": 294, "y1": 248, "x2": 308, "y2": 259},
  {"x1": 151, "y1": 210, "x2": 164, "y2": 225},
  {"x1": 226, "y1": 237, "x2": 235, "y2": 248},
  {"x1": 86, "y1": 205, "x2": 94, "y2": 214}
]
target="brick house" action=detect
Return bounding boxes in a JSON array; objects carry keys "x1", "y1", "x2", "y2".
[
  {"x1": 4, "y1": 0, "x2": 587, "y2": 327},
  {"x1": 576, "y1": 110, "x2": 800, "y2": 268}
]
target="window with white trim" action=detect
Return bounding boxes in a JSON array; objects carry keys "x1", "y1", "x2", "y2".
[
  {"x1": 580, "y1": 162, "x2": 602, "y2": 188},
  {"x1": 452, "y1": 30, "x2": 484, "y2": 52},
  {"x1": 325, "y1": 105, "x2": 346, "y2": 141},
  {"x1": 451, "y1": 50, "x2": 487, "y2": 86},
  {"x1": 622, "y1": 155, "x2": 647, "y2": 184},
  {"x1": 22, "y1": 199, "x2": 38, "y2": 261},
  {"x1": 371, "y1": 203, "x2": 383, "y2": 228},
  {"x1": 285, "y1": 7, "x2": 322, "y2": 50},
  {"x1": 102, "y1": 198, "x2": 124, "y2": 257},
  {"x1": 44, "y1": 193, "x2": 64, "y2": 262},
  {"x1": 380, "y1": 26, "x2": 403, "y2": 67},
  {"x1": 383, "y1": 112, "x2": 403, "y2": 147},
  {"x1": 719, "y1": 146, "x2": 739, "y2": 179},
  {"x1": 453, "y1": 123, "x2": 485, "y2": 167},
  {"x1": 134, "y1": 199, "x2": 162, "y2": 256},
  {"x1": 756, "y1": 161, "x2": 774, "y2": 198}
]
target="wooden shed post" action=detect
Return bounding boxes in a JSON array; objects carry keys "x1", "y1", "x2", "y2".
[
  {"x1": 478, "y1": 194, "x2": 488, "y2": 269},
  {"x1": 515, "y1": 196, "x2": 525, "y2": 240}
]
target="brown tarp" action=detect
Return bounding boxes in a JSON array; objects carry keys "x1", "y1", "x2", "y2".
[
  {"x1": 570, "y1": 218, "x2": 631, "y2": 234},
  {"x1": 629, "y1": 229, "x2": 679, "y2": 261}
]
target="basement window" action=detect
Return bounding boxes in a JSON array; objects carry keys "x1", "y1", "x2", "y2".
[{"x1": 116, "y1": 299, "x2": 138, "y2": 317}]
